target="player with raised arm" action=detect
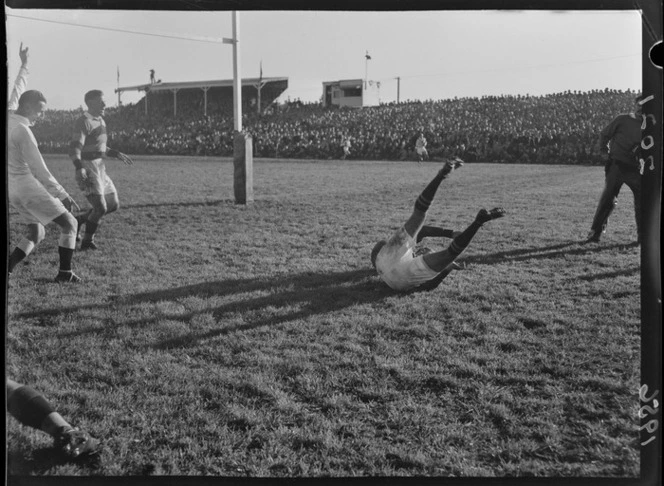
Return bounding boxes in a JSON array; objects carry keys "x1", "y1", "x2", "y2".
[
  {"x1": 371, "y1": 160, "x2": 505, "y2": 292},
  {"x1": 70, "y1": 90, "x2": 133, "y2": 250},
  {"x1": 7, "y1": 43, "x2": 82, "y2": 283}
]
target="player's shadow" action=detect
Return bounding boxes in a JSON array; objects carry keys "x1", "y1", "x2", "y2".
[
  {"x1": 123, "y1": 199, "x2": 235, "y2": 210},
  {"x1": 18, "y1": 268, "x2": 396, "y2": 346},
  {"x1": 150, "y1": 269, "x2": 389, "y2": 350},
  {"x1": 460, "y1": 240, "x2": 639, "y2": 266},
  {"x1": 576, "y1": 267, "x2": 640, "y2": 281}
]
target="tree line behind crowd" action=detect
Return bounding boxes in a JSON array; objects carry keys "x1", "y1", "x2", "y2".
[{"x1": 33, "y1": 89, "x2": 637, "y2": 165}]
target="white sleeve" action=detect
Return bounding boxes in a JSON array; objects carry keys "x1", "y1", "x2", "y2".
[
  {"x1": 8, "y1": 66, "x2": 29, "y2": 112},
  {"x1": 16, "y1": 126, "x2": 69, "y2": 200}
]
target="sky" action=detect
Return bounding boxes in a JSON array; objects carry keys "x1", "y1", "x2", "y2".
[{"x1": 5, "y1": 9, "x2": 642, "y2": 110}]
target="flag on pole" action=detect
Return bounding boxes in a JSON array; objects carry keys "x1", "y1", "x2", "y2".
[{"x1": 365, "y1": 51, "x2": 371, "y2": 60}]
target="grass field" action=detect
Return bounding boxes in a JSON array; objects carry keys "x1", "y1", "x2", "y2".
[{"x1": 6, "y1": 155, "x2": 642, "y2": 478}]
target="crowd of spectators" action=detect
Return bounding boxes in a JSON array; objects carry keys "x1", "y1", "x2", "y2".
[{"x1": 32, "y1": 88, "x2": 637, "y2": 165}]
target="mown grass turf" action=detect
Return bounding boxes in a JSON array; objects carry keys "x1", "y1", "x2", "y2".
[{"x1": 6, "y1": 156, "x2": 641, "y2": 477}]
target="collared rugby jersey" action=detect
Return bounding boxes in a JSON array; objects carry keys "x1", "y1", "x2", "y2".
[{"x1": 70, "y1": 112, "x2": 108, "y2": 160}]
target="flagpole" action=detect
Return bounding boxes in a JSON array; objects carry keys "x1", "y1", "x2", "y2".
[
  {"x1": 364, "y1": 51, "x2": 368, "y2": 90},
  {"x1": 258, "y1": 60, "x2": 262, "y2": 115},
  {"x1": 117, "y1": 66, "x2": 121, "y2": 105}
]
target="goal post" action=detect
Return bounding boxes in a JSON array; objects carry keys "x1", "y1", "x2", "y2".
[
  {"x1": 229, "y1": 10, "x2": 253, "y2": 205},
  {"x1": 233, "y1": 131, "x2": 254, "y2": 204}
]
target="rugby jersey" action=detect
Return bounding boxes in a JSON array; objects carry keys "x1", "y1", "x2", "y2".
[
  {"x1": 8, "y1": 113, "x2": 69, "y2": 199},
  {"x1": 70, "y1": 112, "x2": 108, "y2": 161}
]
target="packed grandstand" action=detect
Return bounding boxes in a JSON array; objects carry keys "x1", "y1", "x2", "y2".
[{"x1": 32, "y1": 88, "x2": 637, "y2": 165}]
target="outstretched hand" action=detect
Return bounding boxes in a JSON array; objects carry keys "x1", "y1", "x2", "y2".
[
  {"x1": 117, "y1": 151, "x2": 134, "y2": 165},
  {"x1": 63, "y1": 196, "x2": 81, "y2": 213},
  {"x1": 19, "y1": 42, "x2": 29, "y2": 66}
]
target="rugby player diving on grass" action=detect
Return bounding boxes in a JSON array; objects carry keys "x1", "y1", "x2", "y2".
[{"x1": 370, "y1": 160, "x2": 505, "y2": 292}]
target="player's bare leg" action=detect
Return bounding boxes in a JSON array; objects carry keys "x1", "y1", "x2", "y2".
[
  {"x1": 80, "y1": 193, "x2": 118, "y2": 250},
  {"x1": 8, "y1": 223, "x2": 45, "y2": 275},
  {"x1": 7, "y1": 379, "x2": 100, "y2": 460},
  {"x1": 9, "y1": 215, "x2": 79, "y2": 282},
  {"x1": 52, "y1": 212, "x2": 81, "y2": 282}
]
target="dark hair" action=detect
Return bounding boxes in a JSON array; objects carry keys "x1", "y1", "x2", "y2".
[
  {"x1": 18, "y1": 90, "x2": 47, "y2": 108},
  {"x1": 84, "y1": 90, "x2": 104, "y2": 104}
]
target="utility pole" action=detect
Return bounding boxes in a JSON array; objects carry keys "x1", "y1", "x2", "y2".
[{"x1": 396, "y1": 77, "x2": 400, "y2": 103}]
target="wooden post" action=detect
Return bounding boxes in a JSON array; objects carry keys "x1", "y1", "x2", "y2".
[
  {"x1": 233, "y1": 131, "x2": 253, "y2": 204},
  {"x1": 230, "y1": 11, "x2": 253, "y2": 205}
]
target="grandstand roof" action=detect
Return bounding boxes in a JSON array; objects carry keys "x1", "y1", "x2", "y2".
[{"x1": 115, "y1": 77, "x2": 288, "y2": 94}]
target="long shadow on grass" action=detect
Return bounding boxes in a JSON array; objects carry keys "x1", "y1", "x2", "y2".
[
  {"x1": 577, "y1": 267, "x2": 640, "y2": 281},
  {"x1": 17, "y1": 269, "x2": 396, "y2": 345},
  {"x1": 123, "y1": 199, "x2": 235, "y2": 210},
  {"x1": 461, "y1": 241, "x2": 639, "y2": 266},
  {"x1": 151, "y1": 269, "x2": 391, "y2": 349}
]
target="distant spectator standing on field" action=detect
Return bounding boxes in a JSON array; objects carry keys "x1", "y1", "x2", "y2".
[
  {"x1": 341, "y1": 136, "x2": 352, "y2": 160},
  {"x1": 585, "y1": 95, "x2": 644, "y2": 244},
  {"x1": 70, "y1": 90, "x2": 134, "y2": 251},
  {"x1": 415, "y1": 132, "x2": 429, "y2": 162},
  {"x1": 7, "y1": 43, "x2": 82, "y2": 283},
  {"x1": 370, "y1": 160, "x2": 506, "y2": 292}
]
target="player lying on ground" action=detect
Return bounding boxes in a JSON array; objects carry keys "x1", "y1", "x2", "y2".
[
  {"x1": 7, "y1": 43, "x2": 82, "y2": 283},
  {"x1": 371, "y1": 160, "x2": 505, "y2": 292},
  {"x1": 7, "y1": 379, "x2": 101, "y2": 460}
]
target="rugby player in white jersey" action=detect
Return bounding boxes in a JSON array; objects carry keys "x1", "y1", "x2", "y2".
[
  {"x1": 415, "y1": 132, "x2": 429, "y2": 162},
  {"x1": 7, "y1": 43, "x2": 82, "y2": 283},
  {"x1": 70, "y1": 90, "x2": 133, "y2": 250},
  {"x1": 371, "y1": 160, "x2": 505, "y2": 292}
]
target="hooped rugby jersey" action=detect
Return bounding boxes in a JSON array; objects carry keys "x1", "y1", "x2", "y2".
[{"x1": 70, "y1": 112, "x2": 107, "y2": 161}]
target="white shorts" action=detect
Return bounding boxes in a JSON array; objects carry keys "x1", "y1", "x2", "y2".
[
  {"x1": 78, "y1": 158, "x2": 117, "y2": 196},
  {"x1": 375, "y1": 227, "x2": 439, "y2": 291},
  {"x1": 8, "y1": 175, "x2": 68, "y2": 225},
  {"x1": 416, "y1": 147, "x2": 428, "y2": 156}
]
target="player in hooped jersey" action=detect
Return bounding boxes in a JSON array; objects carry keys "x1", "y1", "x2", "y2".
[{"x1": 70, "y1": 90, "x2": 133, "y2": 250}]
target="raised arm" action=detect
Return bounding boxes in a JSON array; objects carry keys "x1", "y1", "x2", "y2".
[{"x1": 8, "y1": 43, "x2": 29, "y2": 112}]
